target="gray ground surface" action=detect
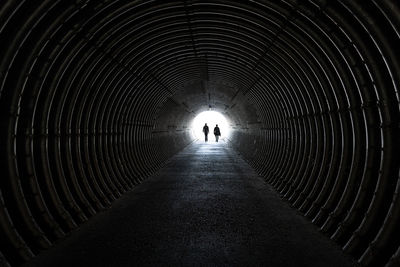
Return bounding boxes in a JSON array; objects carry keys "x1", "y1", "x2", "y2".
[{"x1": 25, "y1": 141, "x2": 357, "y2": 267}]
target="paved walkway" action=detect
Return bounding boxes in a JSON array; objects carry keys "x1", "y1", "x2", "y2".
[{"x1": 26, "y1": 141, "x2": 357, "y2": 267}]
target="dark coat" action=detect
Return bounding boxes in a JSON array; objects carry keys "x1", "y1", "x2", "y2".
[
  {"x1": 214, "y1": 126, "x2": 221, "y2": 136},
  {"x1": 203, "y1": 125, "x2": 209, "y2": 134}
]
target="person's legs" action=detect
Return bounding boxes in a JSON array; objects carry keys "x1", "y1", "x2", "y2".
[
  {"x1": 215, "y1": 135, "x2": 219, "y2": 142},
  {"x1": 205, "y1": 134, "x2": 208, "y2": 142}
]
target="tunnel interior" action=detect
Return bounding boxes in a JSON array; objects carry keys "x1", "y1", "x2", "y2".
[{"x1": 0, "y1": 1, "x2": 399, "y2": 266}]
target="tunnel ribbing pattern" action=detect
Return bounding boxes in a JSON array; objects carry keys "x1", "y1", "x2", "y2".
[{"x1": 0, "y1": 1, "x2": 399, "y2": 266}]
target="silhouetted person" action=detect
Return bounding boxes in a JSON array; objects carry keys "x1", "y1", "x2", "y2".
[
  {"x1": 203, "y1": 123, "x2": 209, "y2": 142},
  {"x1": 214, "y1": 124, "x2": 221, "y2": 142}
]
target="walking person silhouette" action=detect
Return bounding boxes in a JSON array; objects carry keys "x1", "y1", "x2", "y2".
[
  {"x1": 214, "y1": 124, "x2": 221, "y2": 142},
  {"x1": 203, "y1": 123, "x2": 209, "y2": 142}
]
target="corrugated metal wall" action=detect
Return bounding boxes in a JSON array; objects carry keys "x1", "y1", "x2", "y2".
[{"x1": 0, "y1": 1, "x2": 399, "y2": 266}]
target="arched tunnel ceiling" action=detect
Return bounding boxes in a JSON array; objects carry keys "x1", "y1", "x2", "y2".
[{"x1": 0, "y1": 0, "x2": 399, "y2": 266}]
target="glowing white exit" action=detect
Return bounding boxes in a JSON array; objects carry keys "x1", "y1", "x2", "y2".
[{"x1": 191, "y1": 111, "x2": 231, "y2": 140}]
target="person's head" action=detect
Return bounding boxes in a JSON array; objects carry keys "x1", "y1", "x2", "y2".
[
  {"x1": 205, "y1": 123, "x2": 207, "y2": 126},
  {"x1": 216, "y1": 124, "x2": 218, "y2": 127}
]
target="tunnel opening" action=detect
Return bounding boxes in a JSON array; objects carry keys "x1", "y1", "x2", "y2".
[{"x1": 191, "y1": 110, "x2": 231, "y2": 140}]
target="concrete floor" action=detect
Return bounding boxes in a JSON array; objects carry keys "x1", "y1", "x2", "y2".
[{"x1": 25, "y1": 140, "x2": 357, "y2": 267}]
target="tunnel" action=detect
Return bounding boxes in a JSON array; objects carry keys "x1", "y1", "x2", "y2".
[{"x1": 0, "y1": 0, "x2": 399, "y2": 266}]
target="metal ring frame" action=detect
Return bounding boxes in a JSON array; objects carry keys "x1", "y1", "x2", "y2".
[{"x1": 0, "y1": 1, "x2": 399, "y2": 266}]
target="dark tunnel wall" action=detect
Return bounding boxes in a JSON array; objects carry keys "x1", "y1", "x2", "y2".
[{"x1": 0, "y1": 1, "x2": 399, "y2": 266}]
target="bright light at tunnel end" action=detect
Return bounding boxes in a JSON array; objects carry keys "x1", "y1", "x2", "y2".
[{"x1": 191, "y1": 111, "x2": 231, "y2": 140}]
